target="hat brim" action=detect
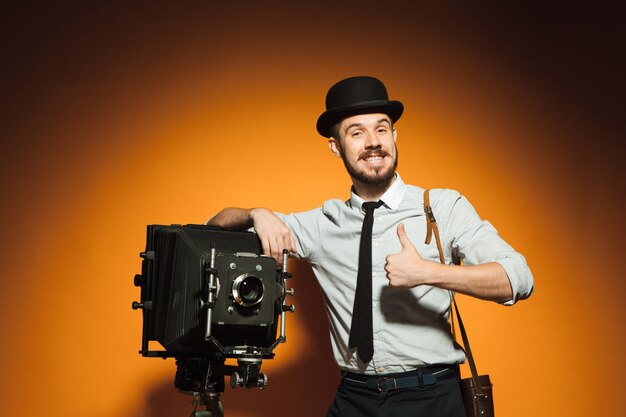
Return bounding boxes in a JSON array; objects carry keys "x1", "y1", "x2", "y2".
[{"x1": 316, "y1": 100, "x2": 404, "y2": 138}]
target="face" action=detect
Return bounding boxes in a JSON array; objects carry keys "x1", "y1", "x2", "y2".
[{"x1": 328, "y1": 113, "x2": 398, "y2": 187}]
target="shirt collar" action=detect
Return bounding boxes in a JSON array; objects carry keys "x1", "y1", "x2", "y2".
[{"x1": 349, "y1": 173, "x2": 407, "y2": 211}]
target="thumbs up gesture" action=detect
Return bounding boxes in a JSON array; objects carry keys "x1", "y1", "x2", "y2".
[{"x1": 385, "y1": 223, "x2": 434, "y2": 287}]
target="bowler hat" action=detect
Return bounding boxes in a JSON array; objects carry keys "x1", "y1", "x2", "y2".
[{"x1": 316, "y1": 76, "x2": 404, "y2": 138}]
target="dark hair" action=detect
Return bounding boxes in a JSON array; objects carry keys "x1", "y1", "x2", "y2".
[{"x1": 329, "y1": 122, "x2": 342, "y2": 141}]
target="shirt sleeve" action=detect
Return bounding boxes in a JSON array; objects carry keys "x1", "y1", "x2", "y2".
[
  {"x1": 440, "y1": 192, "x2": 534, "y2": 306},
  {"x1": 274, "y1": 208, "x2": 322, "y2": 260}
]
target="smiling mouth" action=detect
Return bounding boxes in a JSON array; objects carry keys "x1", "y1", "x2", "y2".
[{"x1": 360, "y1": 151, "x2": 388, "y2": 164}]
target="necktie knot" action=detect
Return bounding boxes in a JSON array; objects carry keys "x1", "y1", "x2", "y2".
[{"x1": 362, "y1": 200, "x2": 384, "y2": 214}]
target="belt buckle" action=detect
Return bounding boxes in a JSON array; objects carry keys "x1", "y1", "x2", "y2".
[{"x1": 376, "y1": 377, "x2": 397, "y2": 392}]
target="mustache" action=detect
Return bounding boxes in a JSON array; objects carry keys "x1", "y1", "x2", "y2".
[{"x1": 359, "y1": 149, "x2": 390, "y2": 160}]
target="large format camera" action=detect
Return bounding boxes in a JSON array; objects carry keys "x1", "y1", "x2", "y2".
[{"x1": 132, "y1": 224, "x2": 295, "y2": 416}]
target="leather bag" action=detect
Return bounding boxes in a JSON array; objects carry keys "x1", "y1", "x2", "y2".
[{"x1": 423, "y1": 189, "x2": 495, "y2": 417}]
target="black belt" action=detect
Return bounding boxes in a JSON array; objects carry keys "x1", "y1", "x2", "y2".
[{"x1": 342, "y1": 365, "x2": 454, "y2": 392}]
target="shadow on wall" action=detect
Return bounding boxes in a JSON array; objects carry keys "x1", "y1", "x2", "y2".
[{"x1": 134, "y1": 260, "x2": 339, "y2": 417}]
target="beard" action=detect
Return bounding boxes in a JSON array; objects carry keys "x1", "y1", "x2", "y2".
[{"x1": 339, "y1": 145, "x2": 398, "y2": 187}]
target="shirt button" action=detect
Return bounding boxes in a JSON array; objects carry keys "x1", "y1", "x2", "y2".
[
  {"x1": 372, "y1": 302, "x2": 377, "y2": 308},
  {"x1": 373, "y1": 334, "x2": 379, "y2": 340},
  {"x1": 377, "y1": 367, "x2": 386, "y2": 372},
  {"x1": 372, "y1": 272, "x2": 377, "y2": 277}
]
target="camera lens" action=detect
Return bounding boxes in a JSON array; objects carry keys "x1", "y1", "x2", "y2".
[
  {"x1": 232, "y1": 274, "x2": 265, "y2": 307},
  {"x1": 240, "y1": 278, "x2": 260, "y2": 301}
]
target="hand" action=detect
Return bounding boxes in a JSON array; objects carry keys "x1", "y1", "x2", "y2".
[
  {"x1": 250, "y1": 208, "x2": 297, "y2": 264},
  {"x1": 385, "y1": 223, "x2": 435, "y2": 287}
]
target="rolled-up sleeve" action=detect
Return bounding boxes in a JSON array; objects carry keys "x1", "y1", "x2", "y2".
[{"x1": 440, "y1": 192, "x2": 534, "y2": 305}]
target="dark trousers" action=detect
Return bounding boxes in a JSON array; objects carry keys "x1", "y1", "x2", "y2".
[{"x1": 326, "y1": 368, "x2": 467, "y2": 417}]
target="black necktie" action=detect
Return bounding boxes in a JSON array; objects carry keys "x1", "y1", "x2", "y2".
[{"x1": 349, "y1": 200, "x2": 384, "y2": 363}]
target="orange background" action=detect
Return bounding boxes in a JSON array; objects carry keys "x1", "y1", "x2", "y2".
[{"x1": 1, "y1": 3, "x2": 623, "y2": 416}]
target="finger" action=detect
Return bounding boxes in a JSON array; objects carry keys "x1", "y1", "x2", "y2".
[
  {"x1": 289, "y1": 232, "x2": 298, "y2": 254},
  {"x1": 267, "y1": 236, "x2": 281, "y2": 263},
  {"x1": 384, "y1": 256, "x2": 394, "y2": 278},
  {"x1": 283, "y1": 233, "x2": 296, "y2": 255},
  {"x1": 260, "y1": 237, "x2": 272, "y2": 258},
  {"x1": 396, "y1": 223, "x2": 413, "y2": 249}
]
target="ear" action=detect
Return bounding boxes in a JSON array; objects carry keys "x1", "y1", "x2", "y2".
[
  {"x1": 393, "y1": 127, "x2": 397, "y2": 143},
  {"x1": 328, "y1": 138, "x2": 342, "y2": 158}
]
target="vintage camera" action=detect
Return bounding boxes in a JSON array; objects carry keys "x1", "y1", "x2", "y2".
[{"x1": 132, "y1": 224, "x2": 295, "y2": 416}]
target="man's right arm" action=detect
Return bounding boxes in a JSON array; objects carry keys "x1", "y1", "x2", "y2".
[{"x1": 206, "y1": 207, "x2": 297, "y2": 263}]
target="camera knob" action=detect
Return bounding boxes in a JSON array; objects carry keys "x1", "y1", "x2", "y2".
[
  {"x1": 282, "y1": 304, "x2": 295, "y2": 313},
  {"x1": 139, "y1": 251, "x2": 155, "y2": 260},
  {"x1": 132, "y1": 301, "x2": 152, "y2": 311},
  {"x1": 134, "y1": 274, "x2": 143, "y2": 287},
  {"x1": 258, "y1": 373, "x2": 269, "y2": 389},
  {"x1": 285, "y1": 288, "x2": 295, "y2": 296},
  {"x1": 230, "y1": 372, "x2": 243, "y2": 389}
]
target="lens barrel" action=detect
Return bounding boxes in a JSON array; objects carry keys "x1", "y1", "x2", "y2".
[{"x1": 232, "y1": 274, "x2": 265, "y2": 307}]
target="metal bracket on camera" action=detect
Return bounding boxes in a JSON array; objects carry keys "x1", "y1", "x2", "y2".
[
  {"x1": 233, "y1": 252, "x2": 258, "y2": 258},
  {"x1": 203, "y1": 247, "x2": 219, "y2": 340},
  {"x1": 229, "y1": 355, "x2": 268, "y2": 390},
  {"x1": 276, "y1": 249, "x2": 295, "y2": 346}
]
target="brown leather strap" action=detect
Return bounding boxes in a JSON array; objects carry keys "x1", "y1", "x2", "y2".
[
  {"x1": 423, "y1": 190, "x2": 445, "y2": 264},
  {"x1": 423, "y1": 188, "x2": 455, "y2": 337},
  {"x1": 423, "y1": 189, "x2": 484, "y2": 398},
  {"x1": 424, "y1": 190, "x2": 433, "y2": 244}
]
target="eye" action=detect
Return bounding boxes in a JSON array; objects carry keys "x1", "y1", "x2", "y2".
[
  {"x1": 351, "y1": 130, "x2": 363, "y2": 138},
  {"x1": 377, "y1": 127, "x2": 388, "y2": 134}
]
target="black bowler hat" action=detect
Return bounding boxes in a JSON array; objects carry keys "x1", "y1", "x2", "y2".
[{"x1": 316, "y1": 76, "x2": 404, "y2": 138}]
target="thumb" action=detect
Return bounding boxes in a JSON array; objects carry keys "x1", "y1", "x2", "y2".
[{"x1": 396, "y1": 223, "x2": 414, "y2": 250}]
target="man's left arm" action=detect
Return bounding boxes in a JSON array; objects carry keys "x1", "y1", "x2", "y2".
[{"x1": 385, "y1": 193, "x2": 534, "y2": 305}]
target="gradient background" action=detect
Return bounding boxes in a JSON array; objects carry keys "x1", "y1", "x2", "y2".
[{"x1": 1, "y1": 2, "x2": 624, "y2": 416}]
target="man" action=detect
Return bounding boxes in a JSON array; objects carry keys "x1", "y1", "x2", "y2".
[{"x1": 207, "y1": 76, "x2": 534, "y2": 416}]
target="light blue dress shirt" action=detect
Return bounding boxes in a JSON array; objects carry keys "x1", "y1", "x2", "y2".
[{"x1": 276, "y1": 174, "x2": 533, "y2": 374}]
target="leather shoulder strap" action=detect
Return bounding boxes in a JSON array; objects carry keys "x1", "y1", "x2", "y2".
[
  {"x1": 423, "y1": 189, "x2": 484, "y2": 396},
  {"x1": 423, "y1": 189, "x2": 445, "y2": 264}
]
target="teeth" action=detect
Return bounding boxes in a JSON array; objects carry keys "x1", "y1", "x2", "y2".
[{"x1": 366, "y1": 156, "x2": 382, "y2": 162}]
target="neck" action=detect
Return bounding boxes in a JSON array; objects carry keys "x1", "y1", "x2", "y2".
[{"x1": 352, "y1": 175, "x2": 396, "y2": 202}]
